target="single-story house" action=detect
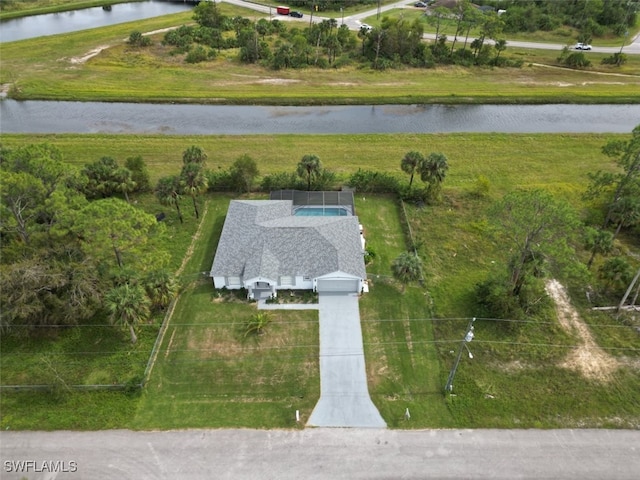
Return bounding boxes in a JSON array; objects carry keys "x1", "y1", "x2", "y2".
[{"x1": 210, "y1": 198, "x2": 366, "y2": 299}]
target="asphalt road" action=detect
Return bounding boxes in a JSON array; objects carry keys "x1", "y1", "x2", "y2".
[
  {"x1": 223, "y1": 0, "x2": 640, "y2": 55},
  {"x1": 1, "y1": 428, "x2": 640, "y2": 479}
]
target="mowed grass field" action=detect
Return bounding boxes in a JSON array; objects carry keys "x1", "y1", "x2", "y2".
[
  {"x1": 0, "y1": 132, "x2": 623, "y2": 189},
  {"x1": 131, "y1": 196, "x2": 321, "y2": 429}
]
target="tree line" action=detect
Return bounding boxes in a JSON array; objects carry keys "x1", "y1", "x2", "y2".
[
  {"x1": 2, "y1": 127, "x2": 638, "y2": 339},
  {"x1": 128, "y1": 1, "x2": 523, "y2": 71},
  {"x1": 0, "y1": 145, "x2": 176, "y2": 342}
]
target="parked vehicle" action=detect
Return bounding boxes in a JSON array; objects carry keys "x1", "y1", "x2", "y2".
[
  {"x1": 414, "y1": 2, "x2": 427, "y2": 7},
  {"x1": 360, "y1": 23, "x2": 373, "y2": 32},
  {"x1": 276, "y1": 6, "x2": 290, "y2": 15},
  {"x1": 574, "y1": 43, "x2": 592, "y2": 50},
  {"x1": 289, "y1": 11, "x2": 303, "y2": 18}
]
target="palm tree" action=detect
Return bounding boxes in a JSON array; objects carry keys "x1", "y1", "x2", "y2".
[
  {"x1": 297, "y1": 154, "x2": 321, "y2": 191},
  {"x1": 494, "y1": 39, "x2": 507, "y2": 63},
  {"x1": 419, "y1": 152, "x2": 449, "y2": 200},
  {"x1": 182, "y1": 145, "x2": 207, "y2": 166},
  {"x1": 584, "y1": 227, "x2": 614, "y2": 269},
  {"x1": 392, "y1": 252, "x2": 423, "y2": 292},
  {"x1": 156, "y1": 175, "x2": 184, "y2": 224},
  {"x1": 105, "y1": 283, "x2": 151, "y2": 344},
  {"x1": 401, "y1": 151, "x2": 424, "y2": 188},
  {"x1": 610, "y1": 196, "x2": 640, "y2": 240},
  {"x1": 599, "y1": 257, "x2": 633, "y2": 295},
  {"x1": 243, "y1": 312, "x2": 271, "y2": 338},
  {"x1": 180, "y1": 162, "x2": 208, "y2": 219},
  {"x1": 115, "y1": 167, "x2": 136, "y2": 203},
  {"x1": 142, "y1": 269, "x2": 178, "y2": 312}
]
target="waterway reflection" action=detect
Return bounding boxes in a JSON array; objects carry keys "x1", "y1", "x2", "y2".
[{"x1": 1, "y1": 100, "x2": 639, "y2": 134}]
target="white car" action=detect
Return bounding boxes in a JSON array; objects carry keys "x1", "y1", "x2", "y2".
[
  {"x1": 360, "y1": 23, "x2": 373, "y2": 32},
  {"x1": 574, "y1": 43, "x2": 592, "y2": 50}
]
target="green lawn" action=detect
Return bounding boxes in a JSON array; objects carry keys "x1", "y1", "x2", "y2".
[
  {"x1": 1, "y1": 133, "x2": 639, "y2": 430},
  {"x1": 131, "y1": 195, "x2": 320, "y2": 429},
  {"x1": 0, "y1": 132, "x2": 624, "y2": 186},
  {"x1": 2, "y1": 8, "x2": 639, "y2": 104}
]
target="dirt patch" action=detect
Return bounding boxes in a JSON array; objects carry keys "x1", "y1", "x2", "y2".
[
  {"x1": 545, "y1": 279, "x2": 620, "y2": 382},
  {"x1": 255, "y1": 78, "x2": 301, "y2": 85},
  {"x1": 176, "y1": 202, "x2": 208, "y2": 277},
  {"x1": 68, "y1": 45, "x2": 110, "y2": 64}
]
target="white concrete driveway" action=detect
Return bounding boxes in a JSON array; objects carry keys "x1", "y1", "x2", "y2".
[{"x1": 307, "y1": 293, "x2": 386, "y2": 428}]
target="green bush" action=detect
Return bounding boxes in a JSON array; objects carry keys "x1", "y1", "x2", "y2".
[
  {"x1": 205, "y1": 168, "x2": 236, "y2": 192},
  {"x1": 185, "y1": 46, "x2": 210, "y2": 64},
  {"x1": 562, "y1": 52, "x2": 591, "y2": 68},
  {"x1": 260, "y1": 172, "x2": 304, "y2": 191},
  {"x1": 128, "y1": 31, "x2": 151, "y2": 47},
  {"x1": 601, "y1": 52, "x2": 627, "y2": 66},
  {"x1": 348, "y1": 169, "x2": 400, "y2": 193}
]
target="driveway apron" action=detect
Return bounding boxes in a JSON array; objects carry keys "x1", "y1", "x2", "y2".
[{"x1": 307, "y1": 293, "x2": 386, "y2": 428}]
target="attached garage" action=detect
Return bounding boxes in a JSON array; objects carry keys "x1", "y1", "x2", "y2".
[{"x1": 316, "y1": 278, "x2": 360, "y2": 293}]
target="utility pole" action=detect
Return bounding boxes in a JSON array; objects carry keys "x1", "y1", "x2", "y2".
[{"x1": 445, "y1": 317, "x2": 475, "y2": 393}]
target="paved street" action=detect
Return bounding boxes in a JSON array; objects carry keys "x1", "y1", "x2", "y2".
[
  {"x1": 222, "y1": 0, "x2": 640, "y2": 55},
  {"x1": 2, "y1": 428, "x2": 639, "y2": 480}
]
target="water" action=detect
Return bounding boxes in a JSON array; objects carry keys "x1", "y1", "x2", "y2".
[
  {"x1": 0, "y1": 1, "x2": 194, "y2": 43},
  {"x1": 294, "y1": 207, "x2": 350, "y2": 216},
  {"x1": 1, "y1": 100, "x2": 639, "y2": 134}
]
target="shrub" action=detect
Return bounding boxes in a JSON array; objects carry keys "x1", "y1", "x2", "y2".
[
  {"x1": 163, "y1": 25, "x2": 194, "y2": 49},
  {"x1": 562, "y1": 52, "x2": 591, "y2": 68},
  {"x1": 125, "y1": 156, "x2": 151, "y2": 193},
  {"x1": 128, "y1": 31, "x2": 151, "y2": 47},
  {"x1": 260, "y1": 172, "x2": 304, "y2": 192},
  {"x1": 310, "y1": 169, "x2": 337, "y2": 190},
  {"x1": 205, "y1": 168, "x2": 236, "y2": 192},
  {"x1": 185, "y1": 45, "x2": 210, "y2": 64},
  {"x1": 472, "y1": 174, "x2": 491, "y2": 198},
  {"x1": 364, "y1": 247, "x2": 376, "y2": 265},
  {"x1": 347, "y1": 169, "x2": 400, "y2": 193},
  {"x1": 601, "y1": 52, "x2": 627, "y2": 66}
]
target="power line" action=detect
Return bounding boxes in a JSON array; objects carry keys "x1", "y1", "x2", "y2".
[
  {"x1": 7, "y1": 316, "x2": 637, "y2": 329},
  {"x1": 4, "y1": 340, "x2": 639, "y2": 358}
]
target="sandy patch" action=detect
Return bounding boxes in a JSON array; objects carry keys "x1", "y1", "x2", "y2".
[
  {"x1": 545, "y1": 279, "x2": 620, "y2": 382},
  {"x1": 68, "y1": 45, "x2": 110, "y2": 64},
  {"x1": 255, "y1": 78, "x2": 301, "y2": 85}
]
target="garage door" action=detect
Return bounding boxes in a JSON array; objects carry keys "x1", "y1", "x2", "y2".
[{"x1": 316, "y1": 278, "x2": 359, "y2": 293}]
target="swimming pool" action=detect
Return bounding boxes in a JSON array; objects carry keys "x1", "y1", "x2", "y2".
[{"x1": 294, "y1": 206, "x2": 350, "y2": 216}]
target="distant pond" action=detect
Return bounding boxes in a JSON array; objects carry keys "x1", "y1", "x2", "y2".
[{"x1": 0, "y1": 1, "x2": 194, "y2": 43}]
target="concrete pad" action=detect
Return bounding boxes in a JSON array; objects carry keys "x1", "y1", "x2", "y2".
[{"x1": 307, "y1": 293, "x2": 386, "y2": 428}]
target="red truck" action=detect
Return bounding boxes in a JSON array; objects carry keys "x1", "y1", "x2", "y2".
[{"x1": 276, "y1": 6, "x2": 290, "y2": 15}]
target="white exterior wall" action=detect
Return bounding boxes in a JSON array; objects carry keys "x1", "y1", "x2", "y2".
[
  {"x1": 213, "y1": 276, "x2": 227, "y2": 289},
  {"x1": 294, "y1": 276, "x2": 314, "y2": 290}
]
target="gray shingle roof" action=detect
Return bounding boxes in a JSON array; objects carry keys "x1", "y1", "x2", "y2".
[{"x1": 210, "y1": 200, "x2": 365, "y2": 281}]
